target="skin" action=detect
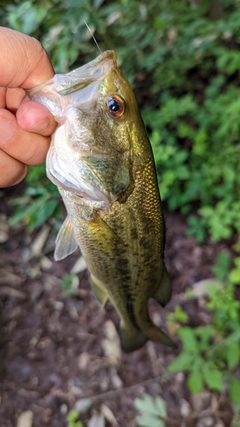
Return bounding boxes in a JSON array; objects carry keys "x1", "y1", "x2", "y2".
[{"x1": 0, "y1": 26, "x2": 57, "y2": 188}]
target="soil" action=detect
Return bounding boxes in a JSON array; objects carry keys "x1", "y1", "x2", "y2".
[{"x1": 0, "y1": 184, "x2": 235, "y2": 427}]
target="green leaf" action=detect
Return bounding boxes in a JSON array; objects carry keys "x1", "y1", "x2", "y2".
[
  {"x1": 178, "y1": 327, "x2": 199, "y2": 352},
  {"x1": 229, "y1": 267, "x2": 240, "y2": 284},
  {"x1": 229, "y1": 376, "x2": 240, "y2": 405},
  {"x1": 225, "y1": 343, "x2": 240, "y2": 370},
  {"x1": 168, "y1": 352, "x2": 195, "y2": 372},
  {"x1": 188, "y1": 371, "x2": 203, "y2": 394},
  {"x1": 9, "y1": 196, "x2": 48, "y2": 227},
  {"x1": 202, "y1": 364, "x2": 222, "y2": 391},
  {"x1": 174, "y1": 305, "x2": 189, "y2": 323},
  {"x1": 28, "y1": 198, "x2": 58, "y2": 231},
  {"x1": 154, "y1": 397, "x2": 167, "y2": 418},
  {"x1": 134, "y1": 394, "x2": 165, "y2": 417},
  {"x1": 135, "y1": 394, "x2": 167, "y2": 427},
  {"x1": 67, "y1": 410, "x2": 80, "y2": 423},
  {"x1": 136, "y1": 413, "x2": 165, "y2": 427}
]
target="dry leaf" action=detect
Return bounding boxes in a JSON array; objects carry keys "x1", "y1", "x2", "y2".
[
  {"x1": 191, "y1": 279, "x2": 223, "y2": 298},
  {"x1": 71, "y1": 256, "x2": 87, "y2": 273},
  {"x1": 0, "y1": 286, "x2": 26, "y2": 299},
  {"x1": 101, "y1": 404, "x2": 119, "y2": 426},
  {"x1": 30, "y1": 225, "x2": 51, "y2": 257},
  {"x1": 75, "y1": 398, "x2": 92, "y2": 413},
  {"x1": 88, "y1": 413, "x2": 105, "y2": 427},
  {"x1": 101, "y1": 320, "x2": 121, "y2": 364},
  {"x1": 17, "y1": 410, "x2": 33, "y2": 427}
]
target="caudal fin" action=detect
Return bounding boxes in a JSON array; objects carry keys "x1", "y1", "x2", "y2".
[
  {"x1": 119, "y1": 324, "x2": 147, "y2": 353},
  {"x1": 119, "y1": 321, "x2": 177, "y2": 353},
  {"x1": 153, "y1": 263, "x2": 172, "y2": 307},
  {"x1": 145, "y1": 324, "x2": 178, "y2": 349}
]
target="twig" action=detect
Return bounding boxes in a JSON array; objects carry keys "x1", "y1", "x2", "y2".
[{"x1": 82, "y1": 372, "x2": 173, "y2": 403}]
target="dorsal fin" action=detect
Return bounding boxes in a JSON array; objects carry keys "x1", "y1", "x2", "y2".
[{"x1": 54, "y1": 216, "x2": 78, "y2": 261}]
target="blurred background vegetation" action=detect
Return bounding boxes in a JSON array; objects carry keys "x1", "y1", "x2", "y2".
[{"x1": 1, "y1": 0, "x2": 240, "y2": 423}]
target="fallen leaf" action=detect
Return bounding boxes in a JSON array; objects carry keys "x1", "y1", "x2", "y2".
[
  {"x1": 191, "y1": 279, "x2": 223, "y2": 298},
  {"x1": 30, "y1": 225, "x2": 51, "y2": 257},
  {"x1": 180, "y1": 398, "x2": 191, "y2": 417},
  {"x1": 0, "y1": 269, "x2": 23, "y2": 285},
  {"x1": 191, "y1": 392, "x2": 211, "y2": 412},
  {"x1": 0, "y1": 230, "x2": 8, "y2": 243},
  {"x1": 78, "y1": 352, "x2": 90, "y2": 370},
  {"x1": 101, "y1": 320, "x2": 121, "y2": 364},
  {"x1": 75, "y1": 398, "x2": 92, "y2": 413},
  {"x1": 40, "y1": 256, "x2": 53, "y2": 270},
  {"x1": 71, "y1": 256, "x2": 87, "y2": 273},
  {"x1": 0, "y1": 286, "x2": 26, "y2": 299},
  {"x1": 88, "y1": 413, "x2": 105, "y2": 427},
  {"x1": 101, "y1": 404, "x2": 119, "y2": 426},
  {"x1": 17, "y1": 410, "x2": 33, "y2": 427}
]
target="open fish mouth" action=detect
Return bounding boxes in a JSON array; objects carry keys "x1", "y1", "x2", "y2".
[{"x1": 27, "y1": 51, "x2": 117, "y2": 121}]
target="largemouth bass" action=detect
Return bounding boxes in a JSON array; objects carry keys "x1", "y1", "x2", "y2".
[{"x1": 28, "y1": 51, "x2": 176, "y2": 352}]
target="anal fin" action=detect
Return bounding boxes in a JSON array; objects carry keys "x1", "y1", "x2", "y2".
[
  {"x1": 54, "y1": 216, "x2": 78, "y2": 261},
  {"x1": 91, "y1": 274, "x2": 108, "y2": 306}
]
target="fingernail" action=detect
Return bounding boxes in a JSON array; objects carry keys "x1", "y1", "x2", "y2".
[
  {"x1": 28, "y1": 118, "x2": 50, "y2": 133},
  {"x1": 0, "y1": 117, "x2": 14, "y2": 144}
]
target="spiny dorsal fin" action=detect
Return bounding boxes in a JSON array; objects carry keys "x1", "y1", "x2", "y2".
[{"x1": 54, "y1": 216, "x2": 78, "y2": 261}]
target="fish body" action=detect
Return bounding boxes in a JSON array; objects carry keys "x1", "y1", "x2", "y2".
[{"x1": 28, "y1": 51, "x2": 176, "y2": 352}]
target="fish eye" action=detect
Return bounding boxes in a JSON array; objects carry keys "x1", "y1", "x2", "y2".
[{"x1": 106, "y1": 95, "x2": 125, "y2": 118}]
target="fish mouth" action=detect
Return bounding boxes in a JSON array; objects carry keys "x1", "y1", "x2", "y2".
[{"x1": 27, "y1": 51, "x2": 117, "y2": 120}]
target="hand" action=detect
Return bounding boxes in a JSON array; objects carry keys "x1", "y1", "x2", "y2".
[{"x1": 0, "y1": 26, "x2": 57, "y2": 188}]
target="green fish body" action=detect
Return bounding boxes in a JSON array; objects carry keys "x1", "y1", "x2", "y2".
[{"x1": 28, "y1": 51, "x2": 176, "y2": 352}]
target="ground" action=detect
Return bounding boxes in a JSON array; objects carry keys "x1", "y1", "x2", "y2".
[{"x1": 0, "y1": 184, "x2": 235, "y2": 427}]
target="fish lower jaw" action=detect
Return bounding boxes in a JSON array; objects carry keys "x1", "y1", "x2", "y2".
[{"x1": 47, "y1": 168, "x2": 113, "y2": 210}]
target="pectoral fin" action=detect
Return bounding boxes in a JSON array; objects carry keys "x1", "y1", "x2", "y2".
[
  {"x1": 153, "y1": 263, "x2": 172, "y2": 307},
  {"x1": 91, "y1": 274, "x2": 108, "y2": 306},
  {"x1": 54, "y1": 216, "x2": 78, "y2": 261}
]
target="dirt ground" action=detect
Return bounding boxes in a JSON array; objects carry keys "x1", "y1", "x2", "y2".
[{"x1": 0, "y1": 184, "x2": 235, "y2": 427}]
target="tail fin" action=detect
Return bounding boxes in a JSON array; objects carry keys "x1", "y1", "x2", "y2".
[
  {"x1": 145, "y1": 324, "x2": 178, "y2": 349},
  {"x1": 119, "y1": 322, "x2": 177, "y2": 353},
  {"x1": 119, "y1": 324, "x2": 147, "y2": 353},
  {"x1": 153, "y1": 263, "x2": 172, "y2": 307}
]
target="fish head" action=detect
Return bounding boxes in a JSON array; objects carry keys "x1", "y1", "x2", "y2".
[{"x1": 27, "y1": 51, "x2": 146, "y2": 208}]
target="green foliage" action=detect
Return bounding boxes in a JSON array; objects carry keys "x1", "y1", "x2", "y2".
[
  {"x1": 61, "y1": 272, "x2": 78, "y2": 297},
  {"x1": 134, "y1": 394, "x2": 167, "y2": 427},
  {"x1": 9, "y1": 166, "x2": 60, "y2": 231},
  {"x1": 67, "y1": 410, "x2": 84, "y2": 427},
  {"x1": 167, "y1": 304, "x2": 189, "y2": 324},
  {"x1": 211, "y1": 251, "x2": 231, "y2": 281},
  {"x1": 168, "y1": 255, "x2": 240, "y2": 404},
  {"x1": 2, "y1": 0, "x2": 240, "y2": 240}
]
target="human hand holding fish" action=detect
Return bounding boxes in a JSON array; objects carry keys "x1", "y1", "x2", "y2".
[{"x1": 0, "y1": 26, "x2": 56, "y2": 187}]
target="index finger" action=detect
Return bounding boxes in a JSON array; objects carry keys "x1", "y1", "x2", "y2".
[{"x1": 0, "y1": 26, "x2": 54, "y2": 88}]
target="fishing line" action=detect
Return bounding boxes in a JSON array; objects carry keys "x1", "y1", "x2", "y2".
[{"x1": 84, "y1": 20, "x2": 102, "y2": 54}]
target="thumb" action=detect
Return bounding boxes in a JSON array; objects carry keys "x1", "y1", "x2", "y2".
[{"x1": 0, "y1": 26, "x2": 54, "y2": 88}]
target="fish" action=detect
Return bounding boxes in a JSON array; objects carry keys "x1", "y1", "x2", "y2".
[{"x1": 27, "y1": 50, "x2": 177, "y2": 352}]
